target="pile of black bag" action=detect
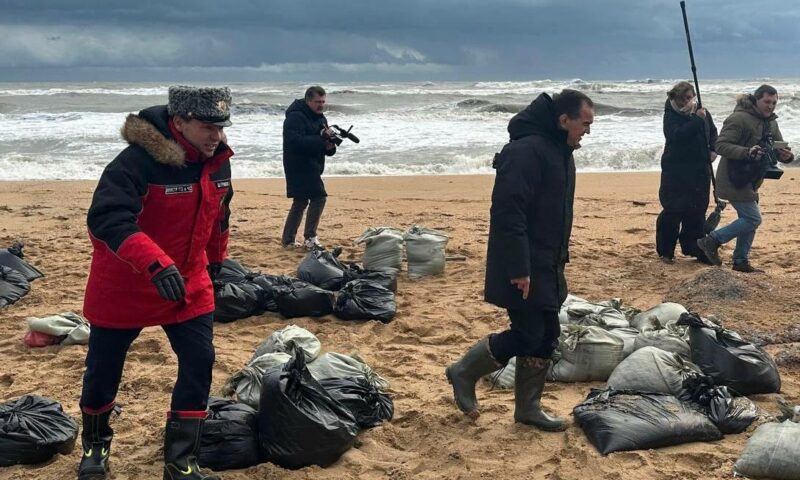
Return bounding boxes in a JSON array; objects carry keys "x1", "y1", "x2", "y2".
[
  {"x1": 573, "y1": 309, "x2": 780, "y2": 455},
  {"x1": 0, "y1": 242, "x2": 44, "y2": 310},
  {"x1": 0, "y1": 395, "x2": 77, "y2": 466},
  {"x1": 213, "y1": 249, "x2": 397, "y2": 323}
]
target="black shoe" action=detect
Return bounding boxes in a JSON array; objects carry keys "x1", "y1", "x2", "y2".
[
  {"x1": 696, "y1": 235, "x2": 722, "y2": 266},
  {"x1": 78, "y1": 408, "x2": 115, "y2": 480},
  {"x1": 513, "y1": 357, "x2": 568, "y2": 432},
  {"x1": 733, "y1": 261, "x2": 764, "y2": 273},
  {"x1": 445, "y1": 337, "x2": 503, "y2": 418},
  {"x1": 163, "y1": 412, "x2": 220, "y2": 480},
  {"x1": 659, "y1": 256, "x2": 675, "y2": 264}
]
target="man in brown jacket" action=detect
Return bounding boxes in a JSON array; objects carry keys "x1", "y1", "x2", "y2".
[{"x1": 697, "y1": 85, "x2": 794, "y2": 272}]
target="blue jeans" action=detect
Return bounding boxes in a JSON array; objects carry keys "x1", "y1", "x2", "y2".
[{"x1": 710, "y1": 201, "x2": 762, "y2": 265}]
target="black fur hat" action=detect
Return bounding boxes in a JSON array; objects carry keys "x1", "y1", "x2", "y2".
[{"x1": 167, "y1": 86, "x2": 232, "y2": 127}]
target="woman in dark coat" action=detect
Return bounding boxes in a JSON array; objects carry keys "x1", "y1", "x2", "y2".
[{"x1": 656, "y1": 81, "x2": 718, "y2": 264}]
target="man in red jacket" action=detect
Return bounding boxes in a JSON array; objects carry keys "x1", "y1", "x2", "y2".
[{"x1": 78, "y1": 86, "x2": 234, "y2": 480}]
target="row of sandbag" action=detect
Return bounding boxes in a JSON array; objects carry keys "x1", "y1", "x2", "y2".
[
  {"x1": 488, "y1": 299, "x2": 780, "y2": 395},
  {"x1": 206, "y1": 325, "x2": 393, "y2": 470},
  {"x1": 213, "y1": 256, "x2": 396, "y2": 323},
  {"x1": 355, "y1": 225, "x2": 449, "y2": 279},
  {"x1": 0, "y1": 243, "x2": 44, "y2": 309}
]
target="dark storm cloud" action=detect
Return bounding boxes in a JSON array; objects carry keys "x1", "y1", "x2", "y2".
[{"x1": 0, "y1": 0, "x2": 798, "y2": 80}]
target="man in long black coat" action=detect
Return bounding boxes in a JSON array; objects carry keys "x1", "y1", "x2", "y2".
[
  {"x1": 446, "y1": 90, "x2": 594, "y2": 431},
  {"x1": 280, "y1": 86, "x2": 337, "y2": 250},
  {"x1": 656, "y1": 81, "x2": 718, "y2": 264}
]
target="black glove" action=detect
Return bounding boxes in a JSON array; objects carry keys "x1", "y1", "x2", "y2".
[
  {"x1": 208, "y1": 263, "x2": 222, "y2": 282},
  {"x1": 151, "y1": 265, "x2": 186, "y2": 302}
]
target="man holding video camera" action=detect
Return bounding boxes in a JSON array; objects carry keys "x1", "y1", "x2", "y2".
[
  {"x1": 698, "y1": 84, "x2": 794, "y2": 272},
  {"x1": 280, "y1": 86, "x2": 337, "y2": 250}
]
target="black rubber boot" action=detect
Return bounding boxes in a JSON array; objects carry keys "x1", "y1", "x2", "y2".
[
  {"x1": 445, "y1": 337, "x2": 503, "y2": 418},
  {"x1": 513, "y1": 357, "x2": 567, "y2": 432},
  {"x1": 163, "y1": 412, "x2": 220, "y2": 480},
  {"x1": 697, "y1": 235, "x2": 722, "y2": 266},
  {"x1": 78, "y1": 409, "x2": 114, "y2": 480}
]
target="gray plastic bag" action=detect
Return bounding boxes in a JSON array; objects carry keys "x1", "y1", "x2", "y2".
[
  {"x1": 563, "y1": 301, "x2": 629, "y2": 330},
  {"x1": 607, "y1": 346, "x2": 702, "y2": 398},
  {"x1": 220, "y1": 352, "x2": 291, "y2": 410},
  {"x1": 404, "y1": 225, "x2": 449, "y2": 279},
  {"x1": 734, "y1": 420, "x2": 800, "y2": 480},
  {"x1": 251, "y1": 325, "x2": 321, "y2": 363},
  {"x1": 549, "y1": 326, "x2": 626, "y2": 382},
  {"x1": 632, "y1": 325, "x2": 691, "y2": 358},
  {"x1": 26, "y1": 312, "x2": 90, "y2": 345},
  {"x1": 307, "y1": 352, "x2": 390, "y2": 391},
  {"x1": 630, "y1": 302, "x2": 688, "y2": 332},
  {"x1": 355, "y1": 228, "x2": 404, "y2": 274}
]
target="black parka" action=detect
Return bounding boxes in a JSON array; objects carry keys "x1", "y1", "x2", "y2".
[
  {"x1": 282, "y1": 99, "x2": 336, "y2": 199},
  {"x1": 659, "y1": 100, "x2": 718, "y2": 212},
  {"x1": 484, "y1": 93, "x2": 576, "y2": 311}
]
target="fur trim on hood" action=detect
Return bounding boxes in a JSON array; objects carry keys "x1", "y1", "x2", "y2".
[
  {"x1": 120, "y1": 114, "x2": 185, "y2": 167},
  {"x1": 734, "y1": 93, "x2": 778, "y2": 120}
]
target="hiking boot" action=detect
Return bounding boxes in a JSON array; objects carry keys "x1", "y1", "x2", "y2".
[
  {"x1": 78, "y1": 408, "x2": 115, "y2": 480},
  {"x1": 514, "y1": 357, "x2": 568, "y2": 432},
  {"x1": 445, "y1": 337, "x2": 503, "y2": 418},
  {"x1": 733, "y1": 261, "x2": 764, "y2": 273},
  {"x1": 696, "y1": 235, "x2": 722, "y2": 266},
  {"x1": 303, "y1": 236, "x2": 323, "y2": 251},
  {"x1": 163, "y1": 412, "x2": 220, "y2": 480}
]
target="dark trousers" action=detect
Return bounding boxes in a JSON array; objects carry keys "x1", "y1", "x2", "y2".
[
  {"x1": 80, "y1": 314, "x2": 215, "y2": 412},
  {"x1": 656, "y1": 207, "x2": 707, "y2": 260},
  {"x1": 488, "y1": 308, "x2": 561, "y2": 365},
  {"x1": 281, "y1": 197, "x2": 326, "y2": 245}
]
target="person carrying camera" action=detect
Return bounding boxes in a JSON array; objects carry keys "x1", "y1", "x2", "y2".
[
  {"x1": 79, "y1": 86, "x2": 234, "y2": 480},
  {"x1": 656, "y1": 81, "x2": 718, "y2": 264},
  {"x1": 280, "y1": 86, "x2": 337, "y2": 250},
  {"x1": 446, "y1": 90, "x2": 594, "y2": 431},
  {"x1": 697, "y1": 84, "x2": 794, "y2": 272}
]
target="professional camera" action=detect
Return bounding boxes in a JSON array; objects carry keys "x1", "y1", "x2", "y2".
[
  {"x1": 751, "y1": 133, "x2": 784, "y2": 181},
  {"x1": 321, "y1": 124, "x2": 360, "y2": 146}
]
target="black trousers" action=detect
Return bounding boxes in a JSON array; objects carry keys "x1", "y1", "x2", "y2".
[
  {"x1": 656, "y1": 207, "x2": 707, "y2": 259},
  {"x1": 80, "y1": 314, "x2": 215, "y2": 413},
  {"x1": 488, "y1": 308, "x2": 561, "y2": 365},
  {"x1": 281, "y1": 196, "x2": 327, "y2": 245}
]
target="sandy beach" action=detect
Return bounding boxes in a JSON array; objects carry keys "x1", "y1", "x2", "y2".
[{"x1": 0, "y1": 171, "x2": 798, "y2": 480}]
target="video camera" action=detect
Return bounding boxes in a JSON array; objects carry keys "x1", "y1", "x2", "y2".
[
  {"x1": 751, "y1": 133, "x2": 785, "y2": 181},
  {"x1": 322, "y1": 124, "x2": 360, "y2": 146}
]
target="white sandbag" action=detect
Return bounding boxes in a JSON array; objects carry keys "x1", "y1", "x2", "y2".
[
  {"x1": 26, "y1": 312, "x2": 90, "y2": 345},
  {"x1": 307, "y1": 352, "x2": 390, "y2": 391},
  {"x1": 633, "y1": 326, "x2": 690, "y2": 358},
  {"x1": 607, "y1": 346, "x2": 702, "y2": 398},
  {"x1": 355, "y1": 227, "x2": 404, "y2": 274},
  {"x1": 611, "y1": 327, "x2": 641, "y2": 358},
  {"x1": 404, "y1": 225, "x2": 449, "y2": 279},
  {"x1": 251, "y1": 325, "x2": 321, "y2": 363},
  {"x1": 562, "y1": 294, "x2": 587, "y2": 307},
  {"x1": 563, "y1": 301, "x2": 629, "y2": 330},
  {"x1": 549, "y1": 326, "x2": 626, "y2": 382},
  {"x1": 734, "y1": 420, "x2": 800, "y2": 480},
  {"x1": 630, "y1": 302, "x2": 688, "y2": 332},
  {"x1": 220, "y1": 352, "x2": 291, "y2": 410}
]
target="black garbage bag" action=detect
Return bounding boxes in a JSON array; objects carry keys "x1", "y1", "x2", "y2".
[
  {"x1": 199, "y1": 397, "x2": 261, "y2": 471},
  {"x1": 0, "y1": 243, "x2": 44, "y2": 282},
  {"x1": 297, "y1": 249, "x2": 351, "y2": 291},
  {"x1": 677, "y1": 312, "x2": 781, "y2": 395},
  {"x1": 573, "y1": 389, "x2": 722, "y2": 455},
  {"x1": 215, "y1": 258, "x2": 258, "y2": 285},
  {"x1": 318, "y1": 377, "x2": 393, "y2": 428},
  {"x1": 214, "y1": 282, "x2": 267, "y2": 323},
  {"x1": 0, "y1": 395, "x2": 78, "y2": 466},
  {"x1": 251, "y1": 274, "x2": 298, "y2": 312},
  {"x1": 274, "y1": 282, "x2": 335, "y2": 319},
  {"x1": 681, "y1": 373, "x2": 761, "y2": 434},
  {"x1": 258, "y1": 348, "x2": 359, "y2": 469},
  {"x1": 334, "y1": 280, "x2": 396, "y2": 323},
  {"x1": 0, "y1": 265, "x2": 31, "y2": 309},
  {"x1": 357, "y1": 271, "x2": 397, "y2": 293}
]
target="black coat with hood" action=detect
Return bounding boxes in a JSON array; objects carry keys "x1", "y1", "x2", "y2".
[
  {"x1": 484, "y1": 93, "x2": 576, "y2": 312},
  {"x1": 659, "y1": 99, "x2": 718, "y2": 212},
  {"x1": 282, "y1": 99, "x2": 336, "y2": 199}
]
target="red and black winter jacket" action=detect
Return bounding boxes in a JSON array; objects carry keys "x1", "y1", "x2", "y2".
[{"x1": 83, "y1": 105, "x2": 234, "y2": 328}]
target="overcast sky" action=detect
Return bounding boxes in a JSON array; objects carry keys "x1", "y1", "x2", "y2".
[{"x1": 1, "y1": 0, "x2": 798, "y2": 82}]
